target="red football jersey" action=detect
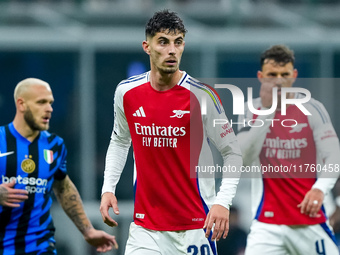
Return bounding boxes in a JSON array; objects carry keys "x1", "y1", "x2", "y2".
[
  {"x1": 257, "y1": 105, "x2": 326, "y2": 225},
  {"x1": 106, "y1": 71, "x2": 240, "y2": 231},
  {"x1": 237, "y1": 95, "x2": 339, "y2": 225}
]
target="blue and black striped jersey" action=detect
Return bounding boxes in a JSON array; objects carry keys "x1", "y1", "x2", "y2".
[{"x1": 0, "y1": 122, "x2": 67, "y2": 254}]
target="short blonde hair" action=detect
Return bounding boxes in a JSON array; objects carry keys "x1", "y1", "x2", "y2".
[{"x1": 14, "y1": 78, "x2": 50, "y2": 102}]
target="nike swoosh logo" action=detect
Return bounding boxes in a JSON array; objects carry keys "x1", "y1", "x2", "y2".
[{"x1": 0, "y1": 151, "x2": 14, "y2": 157}]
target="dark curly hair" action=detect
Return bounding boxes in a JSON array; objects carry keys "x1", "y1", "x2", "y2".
[
  {"x1": 145, "y1": 10, "x2": 187, "y2": 38},
  {"x1": 260, "y1": 45, "x2": 295, "y2": 67}
]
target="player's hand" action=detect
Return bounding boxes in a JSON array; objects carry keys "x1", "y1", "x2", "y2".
[
  {"x1": 297, "y1": 188, "x2": 324, "y2": 217},
  {"x1": 100, "y1": 192, "x2": 119, "y2": 227},
  {"x1": 83, "y1": 227, "x2": 118, "y2": 252},
  {"x1": 203, "y1": 204, "x2": 230, "y2": 242},
  {"x1": 0, "y1": 180, "x2": 28, "y2": 207}
]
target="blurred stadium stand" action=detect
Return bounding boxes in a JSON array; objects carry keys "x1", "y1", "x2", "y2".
[{"x1": 1, "y1": 0, "x2": 340, "y2": 254}]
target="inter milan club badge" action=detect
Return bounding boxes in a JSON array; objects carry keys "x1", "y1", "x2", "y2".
[{"x1": 21, "y1": 155, "x2": 36, "y2": 173}]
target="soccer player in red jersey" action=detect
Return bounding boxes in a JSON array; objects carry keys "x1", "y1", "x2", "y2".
[
  {"x1": 100, "y1": 10, "x2": 242, "y2": 254},
  {"x1": 237, "y1": 45, "x2": 340, "y2": 254}
]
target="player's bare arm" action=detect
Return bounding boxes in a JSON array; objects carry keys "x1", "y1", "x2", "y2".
[
  {"x1": 203, "y1": 204, "x2": 230, "y2": 242},
  {"x1": 100, "y1": 192, "x2": 119, "y2": 227},
  {"x1": 53, "y1": 176, "x2": 92, "y2": 233},
  {"x1": 0, "y1": 180, "x2": 28, "y2": 207},
  {"x1": 53, "y1": 176, "x2": 118, "y2": 252}
]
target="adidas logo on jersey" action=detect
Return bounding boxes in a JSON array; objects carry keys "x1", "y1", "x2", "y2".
[{"x1": 133, "y1": 106, "x2": 146, "y2": 117}]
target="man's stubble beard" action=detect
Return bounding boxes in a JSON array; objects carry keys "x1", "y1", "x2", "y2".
[{"x1": 24, "y1": 107, "x2": 48, "y2": 131}]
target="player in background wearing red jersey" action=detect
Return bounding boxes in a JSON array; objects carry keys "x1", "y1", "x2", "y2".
[
  {"x1": 99, "y1": 9, "x2": 243, "y2": 255},
  {"x1": 237, "y1": 45, "x2": 340, "y2": 254}
]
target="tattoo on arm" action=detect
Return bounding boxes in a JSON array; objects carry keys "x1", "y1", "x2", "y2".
[{"x1": 53, "y1": 176, "x2": 93, "y2": 234}]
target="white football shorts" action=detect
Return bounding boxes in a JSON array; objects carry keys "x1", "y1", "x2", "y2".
[
  {"x1": 124, "y1": 222, "x2": 217, "y2": 255},
  {"x1": 245, "y1": 220, "x2": 339, "y2": 255}
]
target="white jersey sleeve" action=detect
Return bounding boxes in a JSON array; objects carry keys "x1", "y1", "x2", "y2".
[
  {"x1": 200, "y1": 84, "x2": 243, "y2": 209},
  {"x1": 304, "y1": 97, "x2": 340, "y2": 195},
  {"x1": 101, "y1": 84, "x2": 132, "y2": 195},
  {"x1": 214, "y1": 143, "x2": 243, "y2": 209}
]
